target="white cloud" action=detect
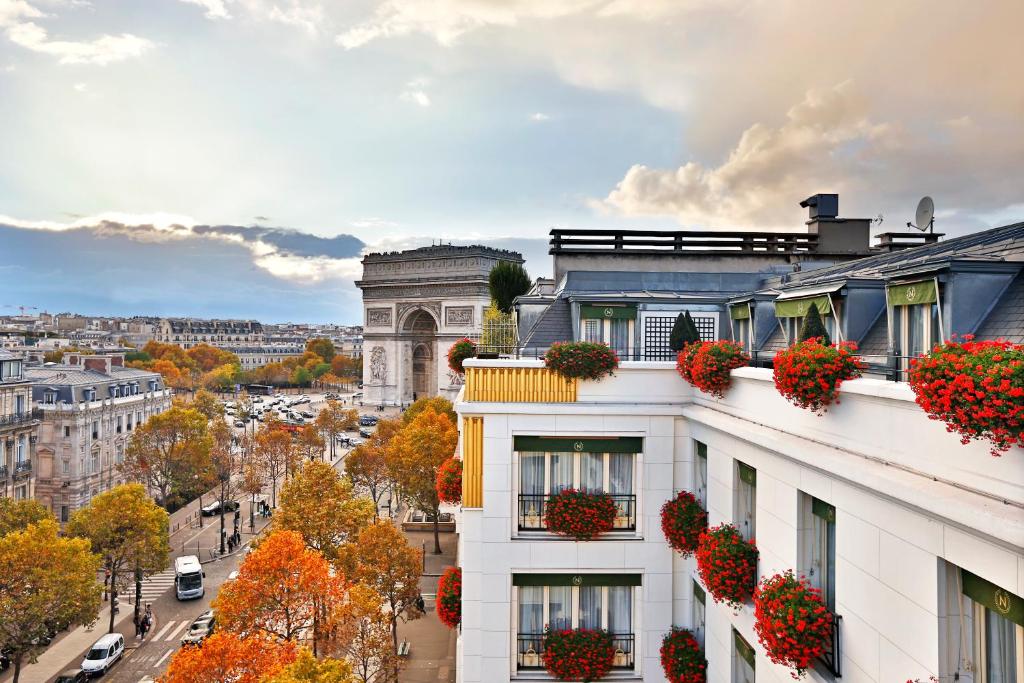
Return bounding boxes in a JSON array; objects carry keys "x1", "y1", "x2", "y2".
[
  {"x1": 266, "y1": 2, "x2": 323, "y2": 36},
  {"x1": 400, "y1": 77, "x2": 431, "y2": 107},
  {"x1": 72, "y1": 81, "x2": 85, "y2": 91},
  {"x1": 529, "y1": 112, "x2": 549, "y2": 122},
  {"x1": 177, "y1": 0, "x2": 232, "y2": 20}
]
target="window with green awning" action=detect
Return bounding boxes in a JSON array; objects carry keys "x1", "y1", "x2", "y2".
[
  {"x1": 962, "y1": 569, "x2": 1024, "y2": 627},
  {"x1": 513, "y1": 574, "x2": 642, "y2": 587},
  {"x1": 580, "y1": 304, "x2": 636, "y2": 320},
  {"x1": 773, "y1": 295, "x2": 832, "y2": 317},
  {"x1": 730, "y1": 304, "x2": 750, "y2": 320},
  {"x1": 887, "y1": 280, "x2": 938, "y2": 306},
  {"x1": 513, "y1": 436, "x2": 643, "y2": 453}
]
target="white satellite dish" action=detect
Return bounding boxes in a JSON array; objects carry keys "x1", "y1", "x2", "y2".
[{"x1": 910, "y1": 196, "x2": 935, "y2": 232}]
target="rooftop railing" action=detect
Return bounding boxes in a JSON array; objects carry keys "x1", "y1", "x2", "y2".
[{"x1": 550, "y1": 228, "x2": 819, "y2": 255}]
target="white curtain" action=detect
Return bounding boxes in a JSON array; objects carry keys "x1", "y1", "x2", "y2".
[
  {"x1": 519, "y1": 586, "x2": 543, "y2": 635},
  {"x1": 583, "y1": 319, "x2": 602, "y2": 343},
  {"x1": 581, "y1": 453, "x2": 603, "y2": 492},
  {"x1": 610, "y1": 319, "x2": 629, "y2": 357},
  {"x1": 609, "y1": 454, "x2": 632, "y2": 495},
  {"x1": 985, "y1": 609, "x2": 1017, "y2": 683},
  {"x1": 550, "y1": 454, "x2": 573, "y2": 493},
  {"x1": 548, "y1": 586, "x2": 571, "y2": 630},
  {"x1": 521, "y1": 454, "x2": 544, "y2": 495},
  {"x1": 579, "y1": 586, "x2": 602, "y2": 630},
  {"x1": 608, "y1": 587, "x2": 631, "y2": 635}
]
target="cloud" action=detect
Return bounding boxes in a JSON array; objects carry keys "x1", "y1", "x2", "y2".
[
  {"x1": 0, "y1": 0, "x2": 154, "y2": 64},
  {"x1": 72, "y1": 81, "x2": 85, "y2": 91},
  {"x1": 266, "y1": 2, "x2": 323, "y2": 36},
  {"x1": 529, "y1": 112, "x2": 549, "y2": 122},
  {"x1": 400, "y1": 77, "x2": 430, "y2": 107},
  {"x1": 178, "y1": 0, "x2": 231, "y2": 20}
]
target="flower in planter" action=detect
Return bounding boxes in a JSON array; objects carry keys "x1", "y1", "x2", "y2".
[
  {"x1": 447, "y1": 338, "x2": 477, "y2": 375},
  {"x1": 773, "y1": 338, "x2": 864, "y2": 414},
  {"x1": 908, "y1": 337, "x2": 1024, "y2": 456},
  {"x1": 544, "y1": 488, "x2": 617, "y2": 541},
  {"x1": 435, "y1": 457, "x2": 462, "y2": 505},
  {"x1": 543, "y1": 341, "x2": 619, "y2": 381},
  {"x1": 695, "y1": 523, "x2": 759, "y2": 609},
  {"x1": 753, "y1": 570, "x2": 833, "y2": 678},
  {"x1": 436, "y1": 566, "x2": 462, "y2": 628},
  {"x1": 660, "y1": 628, "x2": 706, "y2": 683},
  {"x1": 660, "y1": 491, "x2": 707, "y2": 557},
  {"x1": 680, "y1": 341, "x2": 750, "y2": 398},
  {"x1": 543, "y1": 628, "x2": 616, "y2": 682}
]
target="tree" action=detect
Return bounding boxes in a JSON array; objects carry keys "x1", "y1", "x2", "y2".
[
  {"x1": 353, "y1": 522, "x2": 422, "y2": 661},
  {"x1": 159, "y1": 632, "x2": 298, "y2": 683},
  {"x1": 214, "y1": 530, "x2": 349, "y2": 655},
  {"x1": 340, "y1": 585, "x2": 399, "y2": 683},
  {"x1": 669, "y1": 311, "x2": 702, "y2": 352},
  {"x1": 306, "y1": 338, "x2": 337, "y2": 363},
  {"x1": 488, "y1": 260, "x2": 531, "y2": 313},
  {"x1": 201, "y1": 363, "x2": 240, "y2": 392},
  {"x1": 296, "y1": 425, "x2": 326, "y2": 463},
  {"x1": 241, "y1": 462, "x2": 266, "y2": 533},
  {"x1": 0, "y1": 519, "x2": 103, "y2": 683},
  {"x1": 480, "y1": 304, "x2": 516, "y2": 355},
  {"x1": 388, "y1": 407, "x2": 458, "y2": 554},
  {"x1": 316, "y1": 402, "x2": 358, "y2": 460},
  {"x1": 186, "y1": 343, "x2": 240, "y2": 373},
  {"x1": 401, "y1": 396, "x2": 456, "y2": 425},
  {"x1": 798, "y1": 302, "x2": 831, "y2": 346},
  {"x1": 275, "y1": 461, "x2": 375, "y2": 563},
  {"x1": 263, "y1": 648, "x2": 356, "y2": 683},
  {"x1": 191, "y1": 389, "x2": 223, "y2": 421},
  {"x1": 291, "y1": 366, "x2": 312, "y2": 387},
  {"x1": 254, "y1": 419, "x2": 296, "y2": 507},
  {"x1": 210, "y1": 420, "x2": 241, "y2": 554},
  {"x1": 122, "y1": 406, "x2": 212, "y2": 509},
  {"x1": 67, "y1": 484, "x2": 169, "y2": 633},
  {"x1": 345, "y1": 418, "x2": 401, "y2": 518},
  {"x1": 0, "y1": 498, "x2": 52, "y2": 537},
  {"x1": 149, "y1": 358, "x2": 188, "y2": 390},
  {"x1": 331, "y1": 355, "x2": 361, "y2": 383}
]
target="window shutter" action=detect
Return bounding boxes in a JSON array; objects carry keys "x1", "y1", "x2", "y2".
[
  {"x1": 961, "y1": 569, "x2": 1024, "y2": 627},
  {"x1": 811, "y1": 498, "x2": 836, "y2": 523},
  {"x1": 513, "y1": 436, "x2": 643, "y2": 453},
  {"x1": 580, "y1": 305, "x2": 637, "y2": 320},
  {"x1": 737, "y1": 461, "x2": 756, "y2": 486},
  {"x1": 773, "y1": 295, "x2": 832, "y2": 318},
  {"x1": 886, "y1": 280, "x2": 938, "y2": 306}
]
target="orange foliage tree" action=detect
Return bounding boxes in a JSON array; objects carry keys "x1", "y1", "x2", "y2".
[
  {"x1": 352, "y1": 521, "x2": 422, "y2": 656},
  {"x1": 346, "y1": 418, "x2": 401, "y2": 518},
  {"x1": 254, "y1": 419, "x2": 296, "y2": 507},
  {"x1": 158, "y1": 632, "x2": 298, "y2": 683}
]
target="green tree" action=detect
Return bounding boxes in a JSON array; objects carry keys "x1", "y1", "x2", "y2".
[
  {"x1": 488, "y1": 261, "x2": 531, "y2": 313},
  {"x1": 0, "y1": 498, "x2": 52, "y2": 537},
  {"x1": 0, "y1": 519, "x2": 103, "y2": 683},
  {"x1": 669, "y1": 311, "x2": 702, "y2": 352},
  {"x1": 67, "y1": 484, "x2": 169, "y2": 634},
  {"x1": 291, "y1": 366, "x2": 312, "y2": 387},
  {"x1": 798, "y1": 302, "x2": 831, "y2": 346},
  {"x1": 305, "y1": 338, "x2": 336, "y2": 363},
  {"x1": 121, "y1": 406, "x2": 213, "y2": 510}
]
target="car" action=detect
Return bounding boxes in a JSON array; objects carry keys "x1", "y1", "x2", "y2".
[
  {"x1": 227, "y1": 570, "x2": 239, "y2": 581},
  {"x1": 180, "y1": 610, "x2": 216, "y2": 647},
  {"x1": 359, "y1": 429, "x2": 372, "y2": 438},
  {"x1": 80, "y1": 633, "x2": 124, "y2": 677},
  {"x1": 348, "y1": 438, "x2": 363, "y2": 447},
  {"x1": 234, "y1": 420, "x2": 246, "y2": 427},
  {"x1": 201, "y1": 500, "x2": 240, "y2": 516},
  {"x1": 300, "y1": 411, "x2": 314, "y2": 419},
  {"x1": 54, "y1": 669, "x2": 89, "y2": 683},
  {"x1": 359, "y1": 415, "x2": 378, "y2": 426}
]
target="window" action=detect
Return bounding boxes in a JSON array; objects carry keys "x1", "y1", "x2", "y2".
[
  {"x1": 730, "y1": 304, "x2": 753, "y2": 350},
  {"x1": 90, "y1": 453, "x2": 99, "y2": 474},
  {"x1": 62, "y1": 459, "x2": 70, "y2": 475},
  {"x1": 127, "y1": 414, "x2": 133, "y2": 431},
  {"x1": 692, "y1": 581, "x2": 706, "y2": 648},
  {"x1": 782, "y1": 313, "x2": 837, "y2": 345},
  {"x1": 63, "y1": 426, "x2": 70, "y2": 438},
  {"x1": 515, "y1": 577, "x2": 638, "y2": 671},
  {"x1": 641, "y1": 313, "x2": 718, "y2": 361},
  {"x1": 517, "y1": 437, "x2": 639, "y2": 532},
  {"x1": 694, "y1": 440, "x2": 708, "y2": 509},
  {"x1": 60, "y1": 505, "x2": 69, "y2": 523},
  {"x1": 92, "y1": 421, "x2": 99, "y2": 440},
  {"x1": 733, "y1": 629, "x2": 756, "y2": 683},
  {"x1": 947, "y1": 568, "x2": 1024, "y2": 682},
  {"x1": 579, "y1": 306, "x2": 636, "y2": 358},
  {"x1": 136, "y1": 411, "x2": 143, "y2": 426},
  {"x1": 734, "y1": 461, "x2": 756, "y2": 542},
  {"x1": 892, "y1": 303, "x2": 941, "y2": 375},
  {"x1": 15, "y1": 394, "x2": 24, "y2": 414},
  {"x1": 801, "y1": 496, "x2": 836, "y2": 612},
  {"x1": 43, "y1": 391, "x2": 57, "y2": 405},
  {"x1": 116, "y1": 416, "x2": 123, "y2": 434},
  {"x1": 15, "y1": 436, "x2": 25, "y2": 463},
  {"x1": 116, "y1": 443, "x2": 124, "y2": 464}
]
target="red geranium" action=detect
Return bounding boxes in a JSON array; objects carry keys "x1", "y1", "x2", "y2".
[
  {"x1": 544, "y1": 341, "x2": 619, "y2": 381},
  {"x1": 773, "y1": 338, "x2": 864, "y2": 413},
  {"x1": 436, "y1": 566, "x2": 462, "y2": 629},
  {"x1": 660, "y1": 491, "x2": 707, "y2": 557},
  {"x1": 908, "y1": 337, "x2": 1024, "y2": 456},
  {"x1": 679, "y1": 341, "x2": 750, "y2": 398},
  {"x1": 695, "y1": 524, "x2": 759, "y2": 609},
  {"x1": 543, "y1": 628, "x2": 615, "y2": 682},
  {"x1": 447, "y1": 338, "x2": 476, "y2": 375},
  {"x1": 435, "y1": 457, "x2": 462, "y2": 505},
  {"x1": 753, "y1": 571, "x2": 833, "y2": 678},
  {"x1": 544, "y1": 489, "x2": 617, "y2": 541},
  {"x1": 660, "y1": 628, "x2": 707, "y2": 683}
]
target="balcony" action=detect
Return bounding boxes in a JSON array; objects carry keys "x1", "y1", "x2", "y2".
[
  {"x1": 0, "y1": 410, "x2": 41, "y2": 428},
  {"x1": 518, "y1": 493, "x2": 636, "y2": 532},
  {"x1": 0, "y1": 465, "x2": 7, "y2": 479},
  {"x1": 517, "y1": 633, "x2": 635, "y2": 670},
  {"x1": 13, "y1": 461, "x2": 31, "y2": 479},
  {"x1": 818, "y1": 612, "x2": 842, "y2": 678}
]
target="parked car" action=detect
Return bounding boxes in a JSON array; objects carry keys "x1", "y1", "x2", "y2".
[
  {"x1": 201, "y1": 500, "x2": 240, "y2": 516},
  {"x1": 80, "y1": 633, "x2": 124, "y2": 677},
  {"x1": 233, "y1": 420, "x2": 245, "y2": 428},
  {"x1": 54, "y1": 669, "x2": 89, "y2": 683},
  {"x1": 181, "y1": 610, "x2": 216, "y2": 647},
  {"x1": 359, "y1": 429, "x2": 372, "y2": 438},
  {"x1": 0, "y1": 651, "x2": 10, "y2": 672},
  {"x1": 359, "y1": 415, "x2": 378, "y2": 426},
  {"x1": 300, "y1": 411, "x2": 314, "y2": 419}
]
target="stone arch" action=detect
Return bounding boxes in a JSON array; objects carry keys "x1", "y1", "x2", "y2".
[{"x1": 401, "y1": 307, "x2": 440, "y2": 333}]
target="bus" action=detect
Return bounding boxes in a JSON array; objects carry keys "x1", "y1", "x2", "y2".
[
  {"x1": 174, "y1": 555, "x2": 205, "y2": 600},
  {"x1": 246, "y1": 384, "x2": 274, "y2": 396}
]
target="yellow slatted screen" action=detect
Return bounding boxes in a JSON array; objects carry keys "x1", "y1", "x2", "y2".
[
  {"x1": 463, "y1": 367, "x2": 577, "y2": 403},
  {"x1": 462, "y1": 416, "x2": 484, "y2": 508}
]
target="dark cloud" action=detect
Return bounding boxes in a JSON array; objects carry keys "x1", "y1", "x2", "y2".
[{"x1": 190, "y1": 224, "x2": 365, "y2": 259}]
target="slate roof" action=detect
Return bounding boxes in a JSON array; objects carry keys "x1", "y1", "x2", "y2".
[
  {"x1": 27, "y1": 365, "x2": 159, "y2": 385},
  {"x1": 521, "y1": 298, "x2": 572, "y2": 350},
  {"x1": 975, "y1": 269, "x2": 1024, "y2": 344}
]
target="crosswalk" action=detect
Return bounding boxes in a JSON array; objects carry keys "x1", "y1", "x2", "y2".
[
  {"x1": 148, "y1": 619, "x2": 192, "y2": 643},
  {"x1": 119, "y1": 568, "x2": 177, "y2": 606}
]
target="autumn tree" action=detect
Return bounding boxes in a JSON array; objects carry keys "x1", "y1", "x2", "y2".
[
  {"x1": 254, "y1": 419, "x2": 296, "y2": 507},
  {"x1": 291, "y1": 366, "x2": 312, "y2": 387},
  {"x1": 315, "y1": 401, "x2": 358, "y2": 460},
  {"x1": 0, "y1": 519, "x2": 103, "y2": 683},
  {"x1": 330, "y1": 355, "x2": 361, "y2": 383},
  {"x1": 401, "y1": 396, "x2": 457, "y2": 425},
  {"x1": 352, "y1": 521, "x2": 422, "y2": 656},
  {"x1": 389, "y1": 407, "x2": 458, "y2": 553},
  {"x1": 341, "y1": 584, "x2": 399, "y2": 683},
  {"x1": 297, "y1": 424, "x2": 326, "y2": 463},
  {"x1": 191, "y1": 388, "x2": 223, "y2": 421},
  {"x1": 202, "y1": 363, "x2": 240, "y2": 392},
  {"x1": 275, "y1": 461, "x2": 375, "y2": 563},
  {"x1": 263, "y1": 649, "x2": 356, "y2": 683},
  {"x1": 0, "y1": 498, "x2": 52, "y2": 537},
  {"x1": 210, "y1": 419, "x2": 242, "y2": 554},
  {"x1": 186, "y1": 343, "x2": 240, "y2": 373},
  {"x1": 306, "y1": 338, "x2": 337, "y2": 363},
  {"x1": 214, "y1": 530, "x2": 349, "y2": 655},
  {"x1": 159, "y1": 632, "x2": 298, "y2": 683},
  {"x1": 241, "y1": 462, "x2": 266, "y2": 532},
  {"x1": 122, "y1": 405, "x2": 212, "y2": 509},
  {"x1": 346, "y1": 417, "x2": 402, "y2": 518},
  {"x1": 67, "y1": 484, "x2": 169, "y2": 633}
]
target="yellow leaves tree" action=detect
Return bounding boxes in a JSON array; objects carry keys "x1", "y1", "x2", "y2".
[
  {"x1": 305, "y1": 338, "x2": 337, "y2": 363},
  {"x1": 214, "y1": 530, "x2": 349, "y2": 655},
  {"x1": 340, "y1": 584, "x2": 399, "y2": 683},
  {"x1": 315, "y1": 401, "x2": 358, "y2": 460},
  {"x1": 0, "y1": 497, "x2": 52, "y2": 537},
  {"x1": 122, "y1": 405, "x2": 212, "y2": 510},
  {"x1": 297, "y1": 424, "x2": 326, "y2": 463},
  {"x1": 388, "y1": 406, "x2": 458, "y2": 553},
  {"x1": 0, "y1": 519, "x2": 103, "y2": 683},
  {"x1": 191, "y1": 388, "x2": 223, "y2": 421},
  {"x1": 186, "y1": 343, "x2": 240, "y2": 373},
  {"x1": 210, "y1": 419, "x2": 242, "y2": 553},
  {"x1": 352, "y1": 521, "x2": 422, "y2": 656},
  {"x1": 401, "y1": 396, "x2": 456, "y2": 425},
  {"x1": 263, "y1": 649, "x2": 356, "y2": 683},
  {"x1": 66, "y1": 484, "x2": 169, "y2": 634},
  {"x1": 345, "y1": 417, "x2": 401, "y2": 518},
  {"x1": 159, "y1": 632, "x2": 298, "y2": 683},
  {"x1": 274, "y1": 461, "x2": 375, "y2": 563},
  {"x1": 254, "y1": 418, "x2": 296, "y2": 507}
]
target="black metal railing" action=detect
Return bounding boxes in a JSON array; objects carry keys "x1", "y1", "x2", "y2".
[
  {"x1": 518, "y1": 493, "x2": 636, "y2": 531},
  {"x1": 0, "y1": 411, "x2": 40, "y2": 428},
  {"x1": 0, "y1": 465, "x2": 7, "y2": 479},
  {"x1": 818, "y1": 612, "x2": 842, "y2": 677},
  {"x1": 516, "y1": 633, "x2": 635, "y2": 670},
  {"x1": 550, "y1": 228, "x2": 819, "y2": 255},
  {"x1": 13, "y1": 461, "x2": 31, "y2": 478}
]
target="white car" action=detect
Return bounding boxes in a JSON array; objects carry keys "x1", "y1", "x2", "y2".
[{"x1": 81, "y1": 633, "x2": 124, "y2": 677}]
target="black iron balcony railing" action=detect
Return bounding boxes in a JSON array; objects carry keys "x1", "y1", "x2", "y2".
[
  {"x1": 13, "y1": 461, "x2": 31, "y2": 478},
  {"x1": 517, "y1": 633, "x2": 635, "y2": 670},
  {"x1": 818, "y1": 612, "x2": 842, "y2": 677},
  {"x1": 0, "y1": 410, "x2": 40, "y2": 428},
  {"x1": 518, "y1": 493, "x2": 636, "y2": 532},
  {"x1": 0, "y1": 465, "x2": 7, "y2": 479}
]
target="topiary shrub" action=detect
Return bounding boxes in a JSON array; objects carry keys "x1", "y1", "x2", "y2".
[
  {"x1": 798, "y1": 302, "x2": 831, "y2": 346},
  {"x1": 670, "y1": 312, "x2": 702, "y2": 352}
]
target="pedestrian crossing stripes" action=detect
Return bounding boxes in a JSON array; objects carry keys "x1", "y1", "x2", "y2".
[
  {"x1": 124, "y1": 568, "x2": 176, "y2": 604},
  {"x1": 150, "y1": 619, "x2": 190, "y2": 642}
]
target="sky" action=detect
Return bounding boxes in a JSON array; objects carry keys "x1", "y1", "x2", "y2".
[{"x1": 0, "y1": 0, "x2": 1021, "y2": 323}]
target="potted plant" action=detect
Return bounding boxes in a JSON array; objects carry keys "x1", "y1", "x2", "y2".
[
  {"x1": 435, "y1": 457, "x2": 462, "y2": 505},
  {"x1": 543, "y1": 628, "x2": 616, "y2": 682},
  {"x1": 660, "y1": 491, "x2": 708, "y2": 557},
  {"x1": 544, "y1": 488, "x2": 617, "y2": 541},
  {"x1": 695, "y1": 524, "x2": 759, "y2": 609},
  {"x1": 447, "y1": 338, "x2": 477, "y2": 374},
  {"x1": 687, "y1": 341, "x2": 750, "y2": 398},
  {"x1": 773, "y1": 338, "x2": 864, "y2": 413},
  {"x1": 436, "y1": 567, "x2": 462, "y2": 629},
  {"x1": 660, "y1": 628, "x2": 707, "y2": 683},
  {"x1": 543, "y1": 341, "x2": 619, "y2": 381},
  {"x1": 753, "y1": 570, "x2": 833, "y2": 678},
  {"x1": 676, "y1": 342, "x2": 704, "y2": 386}
]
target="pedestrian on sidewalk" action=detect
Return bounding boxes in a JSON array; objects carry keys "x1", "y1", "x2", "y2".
[{"x1": 133, "y1": 613, "x2": 141, "y2": 638}]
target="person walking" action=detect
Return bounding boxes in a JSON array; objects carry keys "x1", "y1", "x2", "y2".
[{"x1": 133, "y1": 612, "x2": 142, "y2": 638}]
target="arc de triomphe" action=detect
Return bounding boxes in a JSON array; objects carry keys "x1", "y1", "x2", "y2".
[{"x1": 356, "y1": 245, "x2": 524, "y2": 407}]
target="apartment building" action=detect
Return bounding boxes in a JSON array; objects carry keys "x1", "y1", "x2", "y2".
[
  {"x1": 453, "y1": 210, "x2": 1023, "y2": 683},
  {"x1": 0, "y1": 350, "x2": 39, "y2": 501},
  {"x1": 155, "y1": 318, "x2": 264, "y2": 349},
  {"x1": 232, "y1": 345, "x2": 306, "y2": 370},
  {"x1": 27, "y1": 352, "x2": 172, "y2": 521}
]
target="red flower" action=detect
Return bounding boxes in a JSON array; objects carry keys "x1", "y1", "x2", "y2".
[
  {"x1": 435, "y1": 457, "x2": 462, "y2": 504},
  {"x1": 544, "y1": 489, "x2": 618, "y2": 541},
  {"x1": 677, "y1": 341, "x2": 750, "y2": 398},
  {"x1": 447, "y1": 338, "x2": 476, "y2": 375},
  {"x1": 660, "y1": 628, "x2": 706, "y2": 683},
  {"x1": 660, "y1": 491, "x2": 707, "y2": 557},
  {"x1": 753, "y1": 571, "x2": 832, "y2": 678},
  {"x1": 773, "y1": 338, "x2": 864, "y2": 414},
  {"x1": 543, "y1": 628, "x2": 615, "y2": 682},
  {"x1": 695, "y1": 524, "x2": 759, "y2": 609},
  {"x1": 436, "y1": 566, "x2": 462, "y2": 629},
  {"x1": 544, "y1": 342, "x2": 619, "y2": 381}
]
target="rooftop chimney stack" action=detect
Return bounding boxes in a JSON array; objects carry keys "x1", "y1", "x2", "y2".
[
  {"x1": 801, "y1": 193, "x2": 870, "y2": 254},
  {"x1": 800, "y1": 193, "x2": 839, "y2": 220}
]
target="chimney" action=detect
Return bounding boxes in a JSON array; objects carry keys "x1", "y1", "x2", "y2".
[
  {"x1": 65, "y1": 353, "x2": 81, "y2": 366},
  {"x1": 109, "y1": 353, "x2": 125, "y2": 367},
  {"x1": 800, "y1": 193, "x2": 839, "y2": 220},
  {"x1": 83, "y1": 356, "x2": 113, "y2": 374},
  {"x1": 801, "y1": 193, "x2": 870, "y2": 254}
]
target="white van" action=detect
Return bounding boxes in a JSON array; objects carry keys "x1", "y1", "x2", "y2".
[
  {"x1": 174, "y1": 555, "x2": 205, "y2": 600},
  {"x1": 81, "y1": 633, "x2": 124, "y2": 676}
]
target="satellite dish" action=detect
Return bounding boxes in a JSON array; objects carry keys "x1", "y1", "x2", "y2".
[{"x1": 912, "y1": 196, "x2": 935, "y2": 232}]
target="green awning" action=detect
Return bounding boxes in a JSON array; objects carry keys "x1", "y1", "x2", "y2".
[
  {"x1": 774, "y1": 296, "x2": 832, "y2": 318},
  {"x1": 693, "y1": 580, "x2": 705, "y2": 605},
  {"x1": 513, "y1": 574, "x2": 642, "y2": 587},
  {"x1": 738, "y1": 461, "x2": 756, "y2": 486},
  {"x1": 514, "y1": 436, "x2": 643, "y2": 453},
  {"x1": 580, "y1": 304, "x2": 636, "y2": 320},
  {"x1": 695, "y1": 440, "x2": 707, "y2": 459},
  {"x1": 733, "y1": 630, "x2": 756, "y2": 669},
  {"x1": 887, "y1": 280, "x2": 938, "y2": 306},
  {"x1": 962, "y1": 570, "x2": 1024, "y2": 627},
  {"x1": 812, "y1": 498, "x2": 836, "y2": 523},
  {"x1": 730, "y1": 304, "x2": 750, "y2": 320}
]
